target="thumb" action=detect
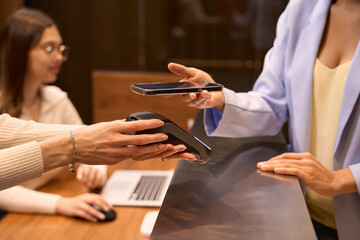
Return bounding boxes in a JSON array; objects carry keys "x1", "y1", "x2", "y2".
[{"x1": 168, "y1": 62, "x2": 198, "y2": 79}]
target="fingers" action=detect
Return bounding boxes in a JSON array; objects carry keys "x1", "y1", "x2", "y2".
[
  {"x1": 103, "y1": 143, "x2": 168, "y2": 161},
  {"x1": 151, "y1": 144, "x2": 188, "y2": 159},
  {"x1": 132, "y1": 144, "x2": 197, "y2": 162},
  {"x1": 181, "y1": 92, "x2": 197, "y2": 102},
  {"x1": 258, "y1": 152, "x2": 317, "y2": 170},
  {"x1": 268, "y1": 152, "x2": 313, "y2": 161},
  {"x1": 76, "y1": 194, "x2": 111, "y2": 222},
  {"x1": 117, "y1": 133, "x2": 169, "y2": 146},
  {"x1": 118, "y1": 119, "x2": 164, "y2": 133},
  {"x1": 77, "y1": 202, "x2": 104, "y2": 222},
  {"x1": 181, "y1": 91, "x2": 211, "y2": 109},
  {"x1": 257, "y1": 152, "x2": 313, "y2": 167},
  {"x1": 168, "y1": 62, "x2": 198, "y2": 78},
  {"x1": 132, "y1": 144, "x2": 175, "y2": 160},
  {"x1": 257, "y1": 160, "x2": 312, "y2": 172},
  {"x1": 88, "y1": 194, "x2": 111, "y2": 211},
  {"x1": 77, "y1": 166, "x2": 104, "y2": 189},
  {"x1": 273, "y1": 167, "x2": 305, "y2": 178},
  {"x1": 181, "y1": 91, "x2": 210, "y2": 102},
  {"x1": 164, "y1": 152, "x2": 198, "y2": 162}
]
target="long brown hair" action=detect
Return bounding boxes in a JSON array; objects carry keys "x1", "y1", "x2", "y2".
[{"x1": 0, "y1": 8, "x2": 55, "y2": 117}]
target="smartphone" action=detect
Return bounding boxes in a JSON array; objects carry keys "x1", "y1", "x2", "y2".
[{"x1": 131, "y1": 81, "x2": 223, "y2": 96}]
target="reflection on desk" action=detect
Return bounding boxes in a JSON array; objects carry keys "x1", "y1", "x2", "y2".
[{"x1": 151, "y1": 111, "x2": 316, "y2": 240}]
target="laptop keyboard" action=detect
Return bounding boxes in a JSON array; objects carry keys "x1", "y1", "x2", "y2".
[{"x1": 129, "y1": 175, "x2": 167, "y2": 201}]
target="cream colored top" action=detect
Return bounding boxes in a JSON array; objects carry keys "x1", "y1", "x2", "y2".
[
  {"x1": 306, "y1": 59, "x2": 351, "y2": 229},
  {"x1": 0, "y1": 86, "x2": 106, "y2": 214},
  {"x1": 19, "y1": 86, "x2": 84, "y2": 190}
]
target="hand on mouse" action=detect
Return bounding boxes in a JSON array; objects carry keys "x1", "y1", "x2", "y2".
[
  {"x1": 55, "y1": 193, "x2": 111, "y2": 222},
  {"x1": 76, "y1": 165, "x2": 107, "y2": 189}
]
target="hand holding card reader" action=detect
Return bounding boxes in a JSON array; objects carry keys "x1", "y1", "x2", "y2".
[{"x1": 125, "y1": 112, "x2": 211, "y2": 164}]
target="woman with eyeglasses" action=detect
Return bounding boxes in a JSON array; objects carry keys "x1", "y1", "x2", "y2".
[{"x1": 0, "y1": 8, "x2": 110, "y2": 222}]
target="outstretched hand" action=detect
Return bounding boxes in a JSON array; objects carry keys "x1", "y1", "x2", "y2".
[
  {"x1": 168, "y1": 62, "x2": 225, "y2": 111},
  {"x1": 73, "y1": 119, "x2": 197, "y2": 164},
  {"x1": 40, "y1": 119, "x2": 197, "y2": 172}
]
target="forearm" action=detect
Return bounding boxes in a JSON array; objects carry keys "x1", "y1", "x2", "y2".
[{"x1": 0, "y1": 114, "x2": 80, "y2": 149}]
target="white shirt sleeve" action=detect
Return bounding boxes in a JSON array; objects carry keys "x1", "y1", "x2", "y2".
[{"x1": 0, "y1": 186, "x2": 60, "y2": 214}]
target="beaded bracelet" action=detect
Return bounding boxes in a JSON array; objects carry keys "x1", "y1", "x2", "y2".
[{"x1": 69, "y1": 130, "x2": 77, "y2": 174}]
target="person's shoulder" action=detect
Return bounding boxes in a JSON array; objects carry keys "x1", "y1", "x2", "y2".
[
  {"x1": 287, "y1": 0, "x2": 329, "y2": 20},
  {"x1": 284, "y1": 0, "x2": 329, "y2": 31},
  {"x1": 42, "y1": 85, "x2": 68, "y2": 100},
  {"x1": 287, "y1": 0, "x2": 320, "y2": 11}
]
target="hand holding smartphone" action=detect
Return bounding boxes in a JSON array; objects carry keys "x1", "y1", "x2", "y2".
[{"x1": 131, "y1": 81, "x2": 223, "y2": 96}]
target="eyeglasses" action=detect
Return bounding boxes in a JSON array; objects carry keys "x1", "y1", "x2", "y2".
[{"x1": 40, "y1": 43, "x2": 70, "y2": 62}]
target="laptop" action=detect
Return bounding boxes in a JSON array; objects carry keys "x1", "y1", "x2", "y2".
[{"x1": 100, "y1": 170, "x2": 174, "y2": 207}]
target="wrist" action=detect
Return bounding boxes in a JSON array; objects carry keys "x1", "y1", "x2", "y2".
[
  {"x1": 55, "y1": 197, "x2": 65, "y2": 215},
  {"x1": 214, "y1": 92, "x2": 225, "y2": 112},
  {"x1": 40, "y1": 132, "x2": 73, "y2": 172},
  {"x1": 332, "y1": 168, "x2": 357, "y2": 195}
]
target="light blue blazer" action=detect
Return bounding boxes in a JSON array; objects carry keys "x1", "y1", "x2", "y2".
[{"x1": 204, "y1": 0, "x2": 360, "y2": 239}]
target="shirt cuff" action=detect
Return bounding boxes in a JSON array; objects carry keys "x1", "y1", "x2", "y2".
[
  {"x1": 204, "y1": 108, "x2": 223, "y2": 135},
  {"x1": 348, "y1": 164, "x2": 360, "y2": 196}
]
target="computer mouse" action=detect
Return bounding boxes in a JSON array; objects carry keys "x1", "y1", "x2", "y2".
[
  {"x1": 125, "y1": 111, "x2": 212, "y2": 164},
  {"x1": 91, "y1": 205, "x2": 117, "y2": 222}
]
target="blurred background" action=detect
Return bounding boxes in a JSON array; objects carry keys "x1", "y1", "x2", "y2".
[{"x1": 0, "y1": 0, "x2": 288, "y2": 124}]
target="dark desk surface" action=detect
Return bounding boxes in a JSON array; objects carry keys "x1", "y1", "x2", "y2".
[{"x1": 151, "y1": 111, "x2": 317, "y2": 240}]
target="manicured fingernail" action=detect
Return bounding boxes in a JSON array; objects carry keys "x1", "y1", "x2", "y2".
[
  {"x1": 161, "y1": 135, "x2": 168, "y2": 141},
  {"x1": 261, "y1": 165, "x2": 268, "y2": 170},
  {"x1": 158, "y1": 144, "x2": 166, "y2": 150},
  {"x1": 99, "y1": 214, "x2": 105, "y2": 220}
]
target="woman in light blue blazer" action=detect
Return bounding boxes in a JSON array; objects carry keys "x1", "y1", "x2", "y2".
[{"x1": 168, "y1": 0, "x2": 360, "y2": 239}]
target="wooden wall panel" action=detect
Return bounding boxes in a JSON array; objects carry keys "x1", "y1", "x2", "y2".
[
  {"x1": 92, "y1": 71, "x2": 197, "y2": 130},
  {"x1": 0, "y1": 0, "x2": 23, "y2": 29}
]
